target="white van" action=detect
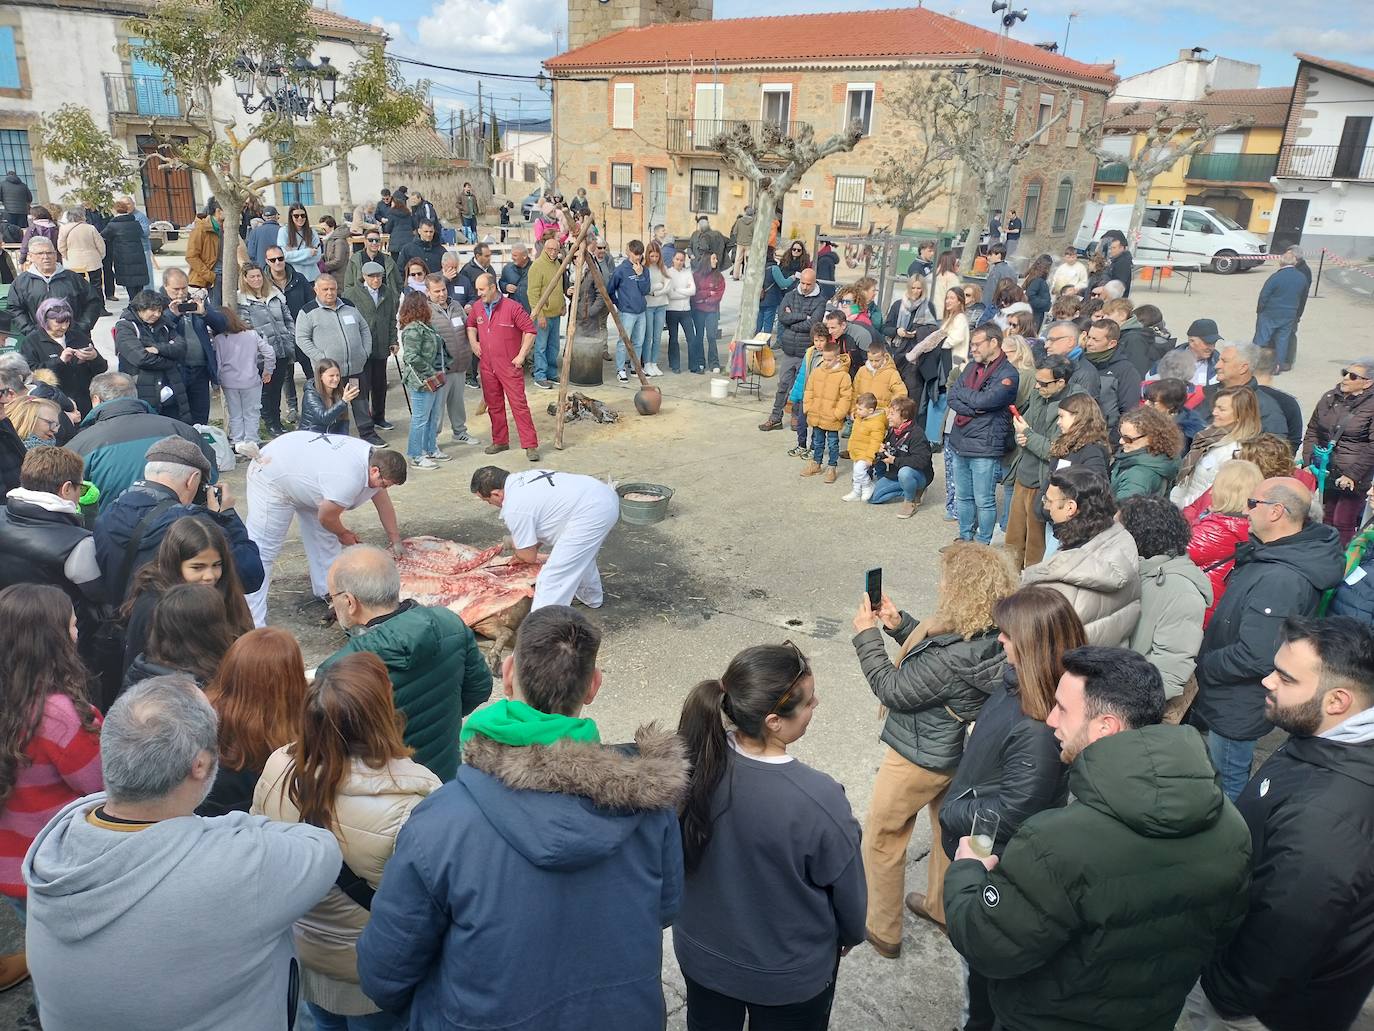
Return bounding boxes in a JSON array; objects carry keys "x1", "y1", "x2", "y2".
[{"x1": 1074, "y1": 202, "x2": 1269, "y2": 274}]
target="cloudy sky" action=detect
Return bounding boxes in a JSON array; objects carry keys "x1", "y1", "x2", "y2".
[{"x1": 339, "y1": 0, "x2": 1374, "y2": 121}]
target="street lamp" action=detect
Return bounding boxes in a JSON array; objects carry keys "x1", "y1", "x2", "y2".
[{"x1": 232, "y1": 52, "x2": 339, "y2": 119}]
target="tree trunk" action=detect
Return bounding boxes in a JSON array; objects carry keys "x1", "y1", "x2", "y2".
[
  {"x1": 734, "y1": 188, "x2": 779, "y2": 342},
  {"x1": 335, "y1": 157, "x2": 353, "y2": 212},
  {"x1": 1127, "y1": 176, "x2": 1154, "y2": 250},
  {"x1": 219, "y1": 193, "x2": 244, "y2": 304},
  {"x1": 959, "y1": 194, "x2": 994, "y2": 274}
]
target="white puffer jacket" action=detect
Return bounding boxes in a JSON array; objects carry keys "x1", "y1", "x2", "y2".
[
  {"x1": 1021, "y1": 519, "x2": 1142, "y2": 647},
  {"x1": 253, "y1": 748, "x2": 440, "y2": 1014}
]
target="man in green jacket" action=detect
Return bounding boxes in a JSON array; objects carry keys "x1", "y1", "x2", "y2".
[
  {"x1": 321, "y1": 544, "x2": 493, "y2": 782},
  {"x1": 526, "y1": 232, "x2": 567, "y2": 389},
  {"x1": 945, "y1": 646, "x2": 1251, "y2": 1031},
  {"x1": 1006, "y1": 354, "x2": 1083, "y2": 572}
]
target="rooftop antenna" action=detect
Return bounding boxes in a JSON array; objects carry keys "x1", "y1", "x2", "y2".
[{"x1": 1063, "y1": 10, "x2": 1078, "y2": 56}]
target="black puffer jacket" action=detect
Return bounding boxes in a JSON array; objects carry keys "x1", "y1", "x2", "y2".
[
  {"x1": 101, "y1": 213, "x2": 150, "y2": 292},
  {"x1": 22, "y1": 327, "x2": 108, "y2": 413},
  {"x1": 0, "y1": 418, "x2": 25, "y2": 495},
  {"x1": 1195, "y1": 522, "x2": 1346, "y2": 741},
  {"x1": 9, "y1": 268, "x2": 104, "y2": 338},
  {"x1": 1202, "y1": 713, "x2": 1374, "y2": 1031},
  {"x1": 854, "y1": 616, "x2": 1005, "y2": 770},
  {"x1": 875, "y1": 418, "x2": 934, "y2": 483},
  {"x1": 113, "y1": 307, "x2": 190, "y2": 423},
  {"x1": 776, "y1": 285, "x2": 826, "y2": 357},
  {"x1": 939, "y1": 667, "x2": 1068, "y2": 859},
  {"x1": 1302, "y1": 385, "x2": 1374, "y2": 492}
]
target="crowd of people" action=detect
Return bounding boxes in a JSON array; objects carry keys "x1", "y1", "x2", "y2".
[{"x1": 1, "y1": 169, "x2": 1372, "y2": 1030}]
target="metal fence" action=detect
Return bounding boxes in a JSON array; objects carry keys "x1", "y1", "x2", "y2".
[
  {"x1": 1277, "y1": 144, "x2": 1374, "y2": 181},
  {"x1": 1185, "y1": 152, "x2": 1279, "y2": 183}
]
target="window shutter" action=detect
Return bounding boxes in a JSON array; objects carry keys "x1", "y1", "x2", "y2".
[{"x1": 612, "y1": 84, "x2": 634, "y2": 130}]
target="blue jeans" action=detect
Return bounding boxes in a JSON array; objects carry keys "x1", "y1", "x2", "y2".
[
  {"x1": 1207, "y1": 732, "x2": 1256, "y2": 802},
  {"x1": 305, "y1": 1002, "x2": 405, "y2": 1031},
  {"x1": 756, "y1": 304, "x2": 778, "y2": 336},
  {"x1": 869, "y1": 467, "x2": 928, "y2": 504},
  {"x1": 533, "y1": 315, "x2": 561, "y2": 381},
  {"x1": 811, "y1": 428, "x2": 839, "y2": 466},
  {"x1": 617, "y1": 311, "x2": 647, "y2": 372},
  {"x1": 406, "y1": 384, "x2": 444, "y2": 458},
  {"x1": 690, "y1": 309, "x2": 720, "y2": 371},
  {"x1": 462, "y1": 217, "x2": 477, "y2": 244},
  {"x1": 643, "y1": 305, "x2": 666, "y2": 366},
  {"x1": 953, "y1": 451, "x2": 1000, "y2": 543}
]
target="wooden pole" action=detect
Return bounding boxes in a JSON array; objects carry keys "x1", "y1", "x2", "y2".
[
  {"x1": 582, "y1": 252, "x2": 651, "y2": 389},
  {"x1": 525, "y1": 216, "x2": 594, "y2": 319},
  {"x1": 554, "y1": 234, "x2": 587, "y2": 450}
]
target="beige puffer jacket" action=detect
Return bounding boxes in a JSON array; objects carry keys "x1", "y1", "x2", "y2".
[
  {"x1": 1021, "y1": 519, "x2": 1142, "y2": 647},
  {"x1": 253, "y1": 747, "x2": 440, "y2": 1011},
  {"x1": 57, "y1": 221, "x2": 106, "y2": 274}
]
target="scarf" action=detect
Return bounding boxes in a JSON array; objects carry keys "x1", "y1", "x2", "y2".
[
  {"x1": 1320, "y1": 521, "x2": 1374, "y2": 615},
  {"x1": 1179, "y1": 423, "x2": 1234, "y2": 481},
  {"x1": 1085, "y1": 345, "x2": 1117, "y2": 366},
  {"x1": 953, "y1": 357, "x2": 1002, "y2": 427},
  {"x1": 460, "y1": 698, "x2": 600, "y2": 747}
]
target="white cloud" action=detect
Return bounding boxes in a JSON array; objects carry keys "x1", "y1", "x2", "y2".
[
  {"x1": 416, "y1": 0, "x2": 562, "y2": 56},
  {"x1": 370, "y1": 15, "x2": 404, "y2": 39}
]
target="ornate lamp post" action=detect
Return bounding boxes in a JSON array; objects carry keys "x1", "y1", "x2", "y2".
[{"x1": 231, "y1": 53, "x2": 338, "y2": 119}]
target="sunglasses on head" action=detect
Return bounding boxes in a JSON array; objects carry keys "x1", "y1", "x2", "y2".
[{"x1": 768, "y1": 641, "x2": 810, "y2": 717}]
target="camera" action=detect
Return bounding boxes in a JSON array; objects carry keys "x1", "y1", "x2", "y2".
[{"x1": 194, "y1": 482, "x2": 222, "y2": 508}]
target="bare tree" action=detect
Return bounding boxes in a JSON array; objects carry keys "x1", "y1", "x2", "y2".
[
  {"x1": 870, "y1": 72, "x2": 969, "y2": 235},
  {"x1": 1084, "y1": 102, "x2": 1254, "y2": 246},
  {"x1": 714, "y1": 122, "x2": 862, "y2": 338}
]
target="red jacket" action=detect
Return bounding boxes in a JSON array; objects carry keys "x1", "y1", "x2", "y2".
[
  {"x1": 1187, "y1": 511, "x2": 1251, "y2": 626},
  {"x1": 467, "y1": 296, "x2": 535, "y2": 364},
  {"x1": 691, "y1": 270, "x2": 725, "y2": 313},
  {"x1": 1182, "y1": 467, "x2": 1317, "y2": 525}
]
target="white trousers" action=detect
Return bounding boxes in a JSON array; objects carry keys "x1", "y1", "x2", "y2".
[
  {"x1": 245, "y1": 463, "x2": 343, "y2": 626},
  {"x1": 1181, "y1": 982, "x2": 1270, "y2": 1031},
  {"x1": 531, "y1": 491, "x2": 620, "y2": 611},
  {"x1": 851, "y1": 459, "x2": 873, "y2": 493}
]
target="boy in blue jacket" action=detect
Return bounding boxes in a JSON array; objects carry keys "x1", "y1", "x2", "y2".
[{"x1": 605, "y1": 239, "x2": 650, "y2": 383}]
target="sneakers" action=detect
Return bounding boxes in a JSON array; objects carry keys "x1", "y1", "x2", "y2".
[
  {"x1": 823, "y1": 466, "x2": 838, "y2": 484},
  {"x1": 861, "y1": 485, "x2": 874, "y2": 502},
  {"x1": 232, "y1": 441, "x2": 260, "y2": 460},
  {"x1": 451, "y1": 431, "x2": 480, "y2": 446},
  {"x1": 425, "y1": 450, "x2": 453, "y2": 462},
  {"x1": 800, "y1": 460, "x2": 822, "y2": 477},
  {"x1": 484, "y1": 443, "x2": 510, "y2": 455},
  {"x1": 617, "y1": 369, "x2": 629, "y2": 384},
  {"x1": 787, "y1": 446, "x2": 809, "y2": 457},
  {"x1": 364, "y1": 434, "x2": 389, "y2": 447},
  {"x1": 410, "y1": 456, "x2": 439, "y2": 470},
  {"x1": 285, "y1": 404, "x2": 299, "y2": 425},
  {"x1": 842, "y1": 490, "x2": 860, "y2": 502},
  {"x1": 897, "y1": 502, "x2": 917, "y2": 519},
  {"x1": 533, "y1": 378, "x2": 552, "y2": 390},
  {"x1": 645, "y1": 363, "x2": 662, "y2": 377},
  {"x1": 711, "y1": 366, "x2": 721, "y2": 374},
  {"x1": 465, "y1": 376, "x2": 480, "y2": 390},
  {"x1": 526, "y1": 447, "x2": 541, "y2": 461},
  {"x1": 374, "y1": 419, "x2": 395, "y2": 430},
  {"x1": 759, "y1": 419, "x2": 783, "y2": 432}
]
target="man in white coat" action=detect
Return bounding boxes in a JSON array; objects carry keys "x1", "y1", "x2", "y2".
[
  {"x1": 471, "y1": 465, "x2": 619, "y2": 610},
  {"x1": 245, "y1": 432, "x2": 408, "y2": 625}
]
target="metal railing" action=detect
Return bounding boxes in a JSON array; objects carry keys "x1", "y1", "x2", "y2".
[
  {"x1": 1093, "y1": 161, "x2": 1129, "y2": 184},
  {"x1": 666, "y1": 117, "x2": 810, "y2": 154},
  {"x1": 104, "y1": 74, "x2": 183, "y2": 119},
  {"x1": 1277, "y1": 144, "x2": 1374, "y2": 181},
  {"x1": 1185, "y1": 152, "x2": 1278, "y2": 183}
]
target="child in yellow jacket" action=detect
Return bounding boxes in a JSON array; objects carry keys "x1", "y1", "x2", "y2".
[
  {"x1": 802, "y1": 340, "x2": 853, "y2": 483},
  {"x1": 843, "y1": 392, "x2": 888, "y2": 501},
  {"x1": 852, "y1": 342, "x2": 907, "y2": 414}
]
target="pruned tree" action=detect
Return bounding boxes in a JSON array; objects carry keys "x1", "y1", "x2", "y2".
[
  {"x1": 1084, "y1": 101, "x2": 1254, "y2": 245},
  {"x1": 34, "y1": 105, "x2": 141, "y2": 213},
  {"x1": 118, "y1": 0, "x2": 426, "y2": 299},
  {"x1": 933, "y1": 72, "x2": 1075, "y2": 269},
  {"x1": 714, "y1": 121, "x2": 863, "y2": 338},
  {"x1": 870, "y1": 72, "x2": 970, "y2": 235}
]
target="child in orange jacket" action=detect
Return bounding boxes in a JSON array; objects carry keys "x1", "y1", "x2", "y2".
[
  {"x1": 843, "y1": 392, "x2": 888, "y2": 501},
  {"x1": 802, "y1": 340, "x2": 853, "y2": 483}
]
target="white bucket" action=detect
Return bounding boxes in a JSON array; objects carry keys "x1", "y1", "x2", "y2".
[{"x1": 709, "y1": 377, "x2": 729, "y2": 399}]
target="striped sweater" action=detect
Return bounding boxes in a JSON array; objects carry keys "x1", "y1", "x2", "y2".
[{"x1": 0, "y1": 694, "x2": 102, "y2": 898}]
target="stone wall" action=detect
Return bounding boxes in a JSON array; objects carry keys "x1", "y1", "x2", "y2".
[{"x1": 567, "y1": 0, "x2": 712, "y2": 52}]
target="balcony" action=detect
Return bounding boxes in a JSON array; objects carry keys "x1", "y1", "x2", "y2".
[
  {"x1": 1185, "y1": 152, "x2": 1278, "y2": 184},
  {"x1": 667, "y1": 117, "x2": 810, "y2": 155},
  {"x1": 104, "y1": 73, "x2": 183, "y2": 119},
  {"x1": 1277, "y1": 144, "x2": 1374, "y2": 181},
  {"x1": 1094, "y1": 161, "x2": 1129, "y2": 184}
]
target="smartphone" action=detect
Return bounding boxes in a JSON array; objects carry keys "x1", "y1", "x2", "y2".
[
  {"x1": 176, "y1": 300, "x2": 198, "y2": 314},
  {"x1": 865, "y1": 567, "x2": 883, "y2": 609},
  {"x1": 1008, "y1": 404, "x2": 1021, "y2": 421}
]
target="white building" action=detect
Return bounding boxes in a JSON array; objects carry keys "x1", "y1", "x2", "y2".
[
  {"x1": 490, "y1": 121, "x2": 552, "y2": 200},
  {"x1": 1116, "y1": 49, "x2": 1261, "y2": 103},
  {"x1": 0, "y1": 0, "x2": 386, "y2": 224},
  {"x1": 1272, "y1": 53, "x2": 1374, "y2": 259}
]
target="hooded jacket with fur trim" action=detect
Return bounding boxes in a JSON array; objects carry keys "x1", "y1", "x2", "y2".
[{"x1": 357, "y1": 724, "x2": 688, "y2": 1031}]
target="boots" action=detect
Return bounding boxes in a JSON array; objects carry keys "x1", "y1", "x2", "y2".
[
  {"x1": 800, "y1": 460, "x2": 821, "y2": 477},
  {"x1": 0, "y1": 952, "x2": 29, "y2": 991},
  {"x1": 823, "y1": 466, "x2": 838, "y2": 484}
]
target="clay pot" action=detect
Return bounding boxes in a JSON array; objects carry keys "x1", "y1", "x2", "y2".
[{"x1": 633, "y1": 385, "x2": 663, "y2": 415}]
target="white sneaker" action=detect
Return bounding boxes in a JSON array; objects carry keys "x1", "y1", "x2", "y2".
[
  {"x1": 841, "y1": 490, "x2": 860, "y2": 502},
  {"x1": 618, "y1": 369, "x2": 629, "y2": 384},
  {"x1": 233, "y1": 441, "x2": 260, "y2": 460},
  {"x1": 410, "y1": 456, "x2": 439, "y2": 470},
  {"x1": 425, "y1": 450, "x2": 453, "y2": 462},
  {"x1": 711, "y1": 366, "x2": 721, "y2": 374},
  {"x1": 861, "y1": 486, "x2": 874, "y2": 501},
  {"x1": 646, "y1": 363, "x2": 662, "y2": 377},
  {"x1": 451, "y1": 431, "x2": 480, "y2": 446}
]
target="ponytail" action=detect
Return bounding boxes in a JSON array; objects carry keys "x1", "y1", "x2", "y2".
[
  {"x1": 677, "y1": 678, "x2": 728, "y2": 873},
  {"x1": 675, "y1": 643, "x2": 811, "y2": 872}
]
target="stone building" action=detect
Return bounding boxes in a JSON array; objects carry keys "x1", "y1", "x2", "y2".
[{"x1": 545, "y1": 2, "x2": 1117, "y2": 256}]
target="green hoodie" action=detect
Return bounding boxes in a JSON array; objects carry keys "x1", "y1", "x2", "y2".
[
  {"x1": 1110, "y1": 449, "x2": 1179, "y2": 499},
  {"x1": 946, "y1": 724, "x2": 1251, "y2": 1031}
]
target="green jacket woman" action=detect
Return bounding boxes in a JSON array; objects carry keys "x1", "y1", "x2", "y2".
[
  {"x1": 399, "y1": 319, "x2": 444, "y2": 392},
  {"x1": 1110, "y1": 449, "x2": 1179, "y2": 500}
]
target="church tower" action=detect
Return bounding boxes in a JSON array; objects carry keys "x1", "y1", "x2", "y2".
[{"x1": 566, "y1": 0, "x2": 712, "y2": 52}]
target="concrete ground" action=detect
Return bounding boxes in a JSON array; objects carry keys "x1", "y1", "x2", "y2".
[{"x1": 1, "y1": 259, "x2": 1371, "y2": 1029}]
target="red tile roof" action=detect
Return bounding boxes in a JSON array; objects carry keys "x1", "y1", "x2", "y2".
[
  {"x1": 1296, "y1": 53, "x2": 1374, "y2": 87},
  {"x1": 1105, "y1": 86, "x2": 1293, "y2": 130},
  {"x1": 306, "y1": 6, "x2": 386, "y2": 40},
  {"x1": 545, "y1": 7, "x2": 1117, "y2": 86}
]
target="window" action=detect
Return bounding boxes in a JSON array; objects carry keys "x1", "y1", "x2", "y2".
[
  {"x1": 1051, "y1": 177, "x2": 1073, "y2": 232},
  {"x1": 1002, "y1": 86, "x2": 1021, "y2": 120},
  {"x1": 612, "y1": 83, "x2": 635, "y2": 130},
  {"x1": 0, "y1": 130, "x2": 33, "y2": 190},
  {"x1": 1179, "y1": 210, "x2": 1215, "y2": 234},
  {"x1": 1144, "y1": 207, "x2": 1174, "y2": 230},
  {"x1": 694, "y1": 83, "x2": 724, "y2": 146},
  {"x1": 0, "y1": 28, "x2": 19, "y2": 90},
  {"x1": 276, "y1": 141, "x2": 316, "y2": 206},
  {"x1": 523, "y1": 162, "x2": 538, "y2": 181},
  {"x1": 832, "y1": 175, "x2": 866, "y2": 228},
  {"x1": 589, "y1": 169, "x2": 598, "y2": 185},
  {"x1": 845, "y1": 84, "x2": 874, "y2": 136},
  {"x1": 1210, "y1": 132, "x2": 1244, "y2": 154},
  {"x1": 611, "y1": 162, "x2": 633, "y2": 209},
  {"x1": 1023, "y1": 181, "x2": 1041, "y2": 231},
  {"x1": 1066, "y1": 98, "x2": 1084, "y2": 147},
  {"x1": 689, "y1": 168, "x2": 719, "y2": 213},
  {"x1": 1334, "y1": 116, "x2": 1372, "y2": 179},
  {"x1": 1036, "y1": 94, "x2": 1054, "y2": 131},
  {"x1": 762, "y1": 85, "x2": 791, "y2": 133}
]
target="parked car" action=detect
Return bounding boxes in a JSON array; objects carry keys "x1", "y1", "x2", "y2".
[
  {"x1": 1074, "y1": 202, "x2": 1268, "y2": 274},
  {"x1": 521, "y1": 188, "x2": 543, "y2": 222}
]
